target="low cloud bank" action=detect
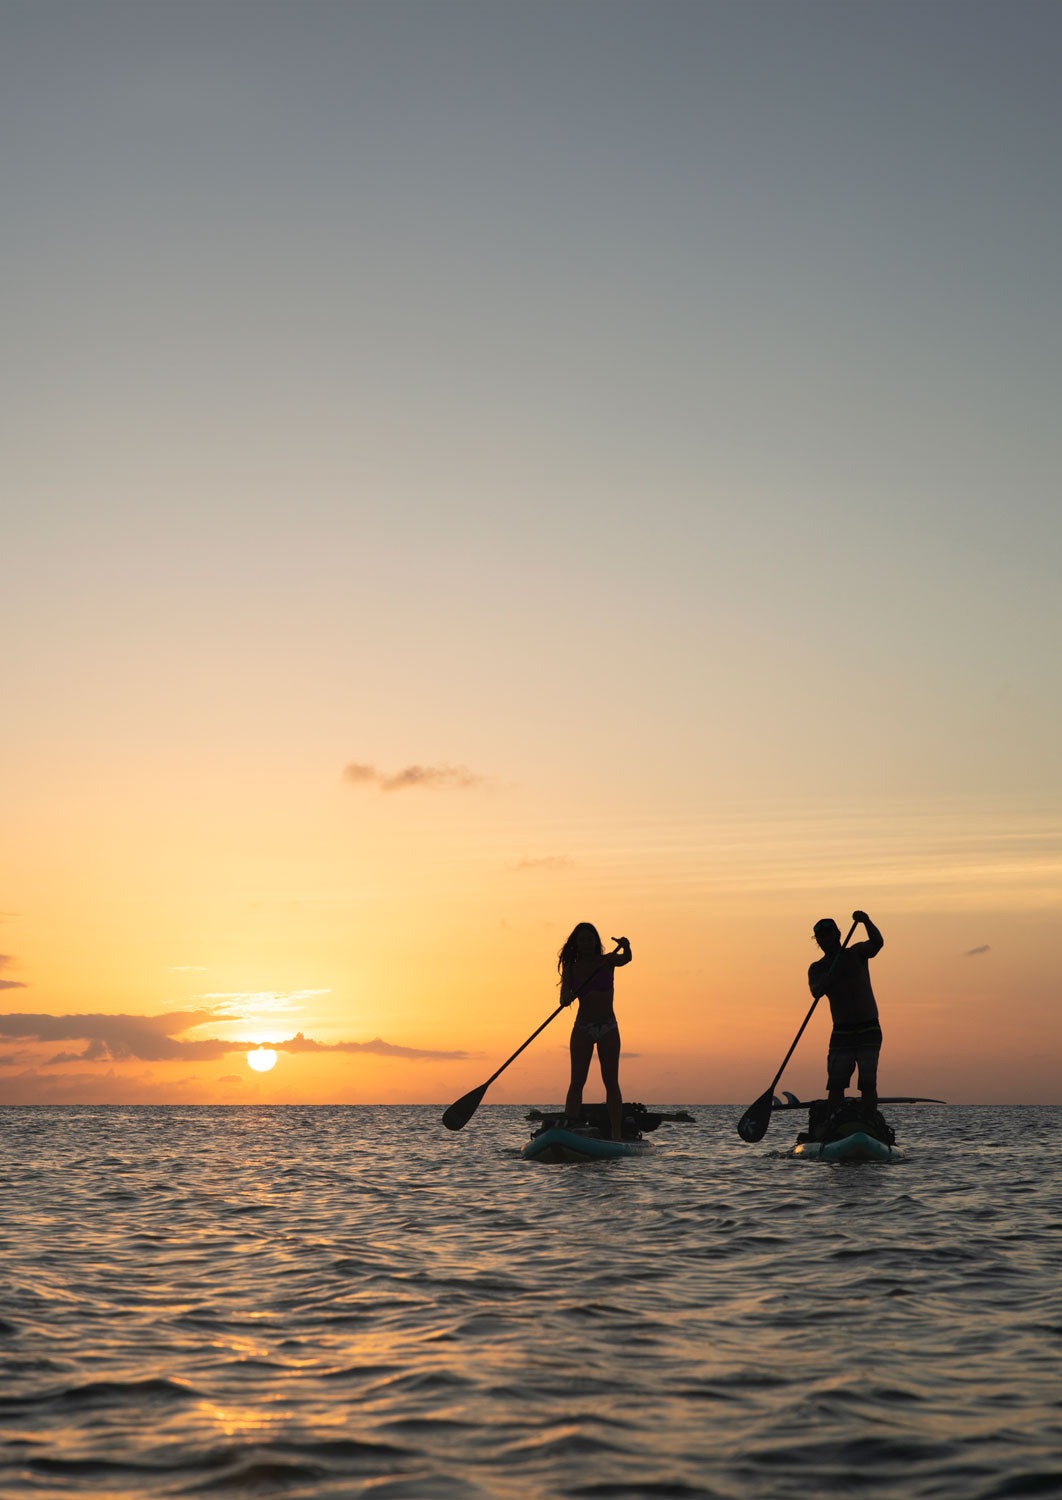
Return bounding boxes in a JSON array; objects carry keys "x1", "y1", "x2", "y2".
[{"x1": 0, "y1": 1011, "x2": 468, "y2": 1065}]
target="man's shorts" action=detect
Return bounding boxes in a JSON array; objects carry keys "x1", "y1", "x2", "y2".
[{"x1": 827, "y1": 1023, "x2": 882, "y2": 1093}]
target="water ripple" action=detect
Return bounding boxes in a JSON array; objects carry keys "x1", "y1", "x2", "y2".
[{"x1": 1, "y1": 1104, "x2": 1059, "y2": 1499}]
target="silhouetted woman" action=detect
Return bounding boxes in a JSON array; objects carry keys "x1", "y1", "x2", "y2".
[{"x1": 558, "y1": 923, "x2": 632, "y2": 1139}]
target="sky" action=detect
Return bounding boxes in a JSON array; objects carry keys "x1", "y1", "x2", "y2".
[{"x1": 3, "y1": 0, "x2": 1060, "y2": 1107}]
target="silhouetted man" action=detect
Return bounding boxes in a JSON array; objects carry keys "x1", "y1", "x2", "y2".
[{"x1": 808, "y1": 910, "x2": 884, "y2": 1111}]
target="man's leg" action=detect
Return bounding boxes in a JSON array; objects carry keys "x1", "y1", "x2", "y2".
[
  {"x1": 856, "y1": 1038, "x2": 880, "y2": 1113},
  {"x1": 827, "y1": 1033, "x2": 855, "y2": 1108}
]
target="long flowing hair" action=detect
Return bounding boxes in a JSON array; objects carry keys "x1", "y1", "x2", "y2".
[{"x1": 557, "y1": 922, "x2": 603, "y2": 986}]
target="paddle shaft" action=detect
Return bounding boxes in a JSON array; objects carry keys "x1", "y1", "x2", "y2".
[
  {"x1": 478, "y1": 1006, "x2": 565, "y2": 1091},
  {"x1": 765, "y1": 918, "x2": 859, "y2": 1096}
]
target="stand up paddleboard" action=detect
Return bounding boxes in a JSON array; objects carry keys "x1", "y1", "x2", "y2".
[{"x1": 521, "y1": 1103, "x2": 692, "y2": 1164}]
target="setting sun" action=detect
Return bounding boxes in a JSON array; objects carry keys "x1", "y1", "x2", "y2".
[{"x1": 247, "y1": 1049, "x2": 278, "y2": 1073}]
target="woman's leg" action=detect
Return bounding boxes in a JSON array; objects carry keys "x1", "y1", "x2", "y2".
[
  {"x1": 596, "y1": 1028, "x2": 622, "y2": 1139},
  {"x1": 565, "y1": 1028, "x2": 594, "y2": 1121}
]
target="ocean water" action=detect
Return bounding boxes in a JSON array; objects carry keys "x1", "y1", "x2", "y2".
[{"x1": 1, "y1": 1104, "x2": 1060, "y2": 1500}]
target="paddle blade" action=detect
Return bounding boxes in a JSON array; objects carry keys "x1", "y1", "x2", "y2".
[
  {"x1": 737, "y1": 1089, "x2": 774, "y2": 1142},
  {"x1": 442, "y1": 1082, "x2": 488, "y2": 1131}
]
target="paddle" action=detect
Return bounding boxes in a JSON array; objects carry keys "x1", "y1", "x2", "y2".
[
  {"x1": 442, "y1": 948, "x2": 618, "y2": 1131},
  {"x1": 736, "y1": 918, "x2": 859, "y2": 1143}
]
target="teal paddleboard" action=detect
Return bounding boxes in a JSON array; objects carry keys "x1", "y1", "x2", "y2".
[
  {"x1": 792, "y1": 1131, "x2": 906, "y2": 1162},
  {"x1": 521, "y1": 1126, "x2": 655, "y2": 1163}
]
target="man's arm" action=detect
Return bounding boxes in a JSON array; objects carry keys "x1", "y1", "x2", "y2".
[{"x1": 853, "y1": 909, "x2": 883, "y2": 957}]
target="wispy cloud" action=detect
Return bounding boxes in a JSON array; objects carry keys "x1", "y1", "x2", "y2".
[
  {"x1": 343, "y1": 762, "x2": 486, "y2": 792},
  {"x1": 0, "y1": 955, "x2": 25, "y2": 992},
  {"x1": 197, "y1": 990, "x2": 329, "y2": 1019},
  {"x1": 0, "y1": 1047, "x2": 37, "y2": 1067},
  {"x1": 509, "y1": 855, "x2": 575, "y2": 873},
  {"x1": 964, "y1": 945, "x2": 991, "y2": 957},
  {"x1": 0, "y1": 1011, "x2": 468, "y2": 1065}
]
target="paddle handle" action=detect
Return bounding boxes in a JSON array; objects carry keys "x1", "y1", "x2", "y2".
[{"x1": 766, "y1": 918, "x2": 859, "y2": 1094}]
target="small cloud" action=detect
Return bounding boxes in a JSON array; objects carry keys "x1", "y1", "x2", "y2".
[
  {"x1": 277, "y1": 1031, "x2": 468, "y2": 1062},
  {"x1": 343, "y1": 762, "x2": 485, "y2": 793},
  {"x1": 381, "y1": 765, "x2": 484, "y2": 792},
  {"x1": 0, "y1": 955, "x2": 25, "y2": 992},
  {"x1": 342, "y1": 763, "x2": 379, "y2": 785},
  {"x1": 964, "y1": 945, "x2": 991, "y2": 957},
  {"x1": 0, "y1": 1047, "x2": 35, "y2": 1067},
  {"x1": 170, "y1": 965, "x2": 209, "y2": 973},
  {"x1": 509, "y1": 855, "x2": 575, "y2": 873},
  {"x1": 218, "y1": 1074, "x2": 243, "y2": 1085}
]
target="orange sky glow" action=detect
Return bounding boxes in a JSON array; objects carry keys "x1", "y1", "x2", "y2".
[
  {"x1": 3, "y1": 784, "x2": 1058, "y2": 1105},
  {"x1": 4, "y1": 5, "x2": 1060, "y2": 1108}
]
